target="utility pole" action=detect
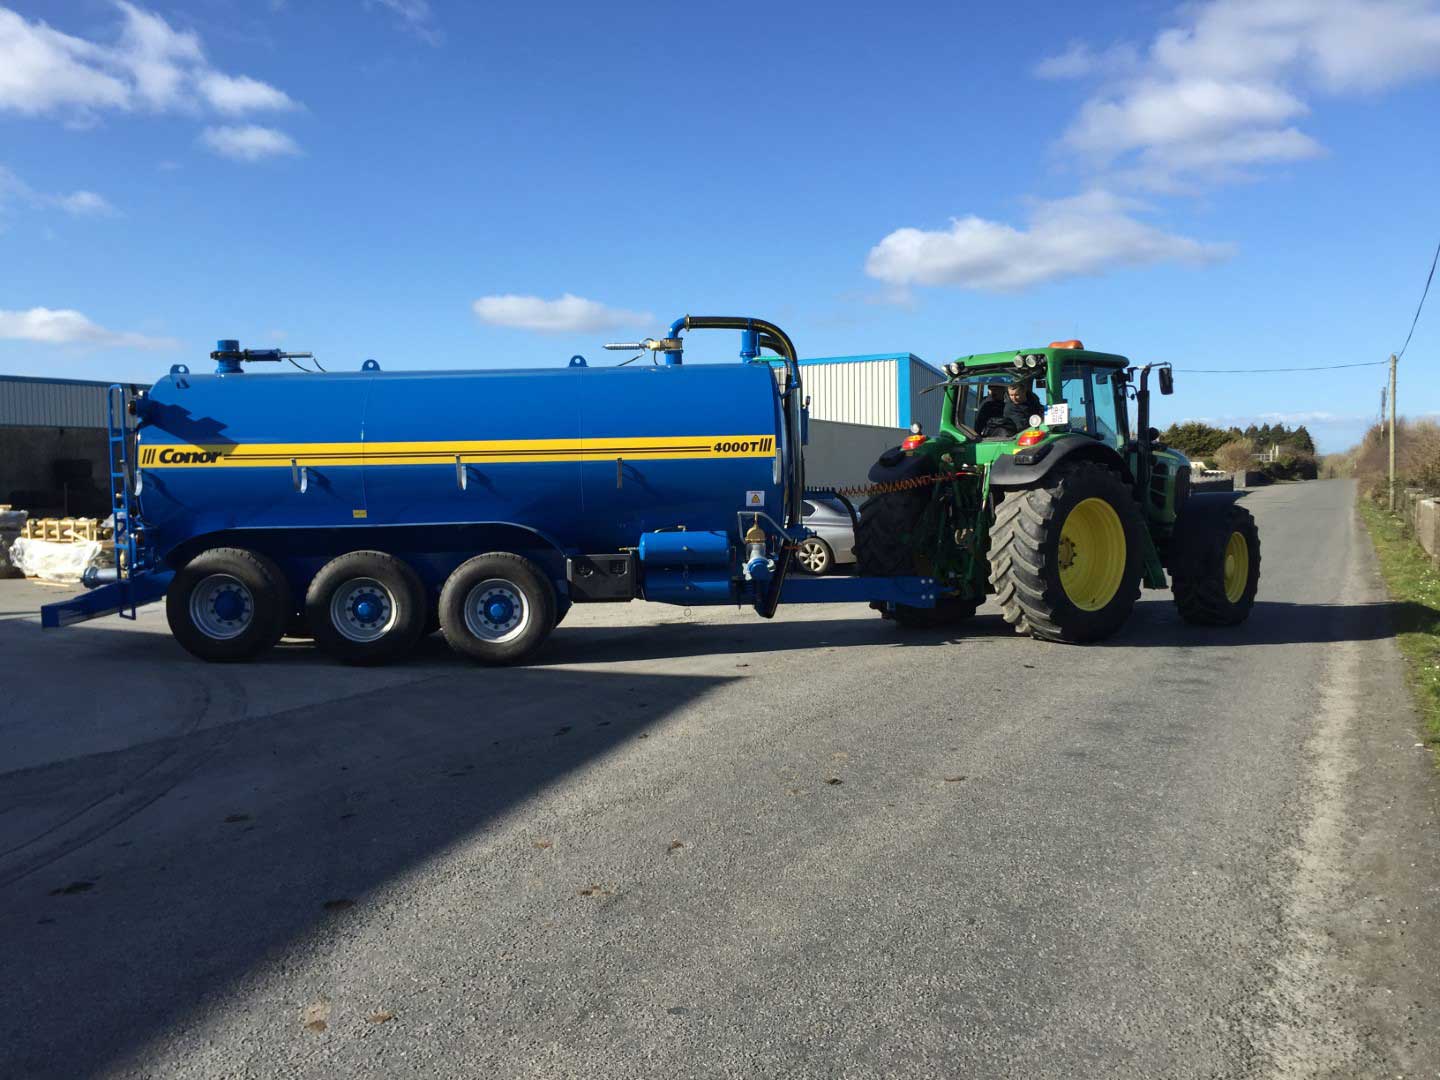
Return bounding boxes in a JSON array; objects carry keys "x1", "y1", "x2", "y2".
[{"x1": 1388, "y1": 353, "x2": 1398, "y2": 511}]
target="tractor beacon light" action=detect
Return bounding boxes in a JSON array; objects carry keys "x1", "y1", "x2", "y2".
[{"x1": 1048, "y1": 339, "x2": 1084, "y2": 349}]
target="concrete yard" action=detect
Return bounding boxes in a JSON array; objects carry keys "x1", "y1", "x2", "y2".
[{"x1": 3, "y1": 479, "x2": 1439, "y2": 1078}]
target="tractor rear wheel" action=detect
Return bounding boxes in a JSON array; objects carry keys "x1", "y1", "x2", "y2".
[
  {"x1": 1169, "y1": 502, "x2": 1260, "y2": 625},
  {"x1": 854, "y1": 488, "x2": 977, "y2": 628},
  {"x1": 988, "y1": 461, "x2": 1143, "y2": 643}
]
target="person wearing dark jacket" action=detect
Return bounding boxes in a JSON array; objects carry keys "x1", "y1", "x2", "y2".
[
  {"x1": 974, "y1": 384, "x2": 1007, "y2": 431},
  {"x1": 1002, "y1": 382, "x2": 1044, "y2": 431}
]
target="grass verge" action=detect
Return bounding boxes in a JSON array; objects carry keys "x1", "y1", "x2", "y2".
[{"x1": 1357, "y1": 499, "x2": 1440, "y2": 750}]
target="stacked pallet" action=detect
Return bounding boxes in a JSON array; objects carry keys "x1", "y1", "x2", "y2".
[
  {"x1": 10, "y1": 514, "x2": 114, "y2": 584},
  {"x1": 21, "y1": 517, "x2": 112, "y2": 542}
]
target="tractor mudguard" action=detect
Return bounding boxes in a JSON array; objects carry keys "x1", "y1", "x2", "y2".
[
  {"x1": 867, "y1": 446, "x2": 937, "y2": 486},
  {"x1": 988, "y1": 435, "x2": 1132, "y2": 490}
]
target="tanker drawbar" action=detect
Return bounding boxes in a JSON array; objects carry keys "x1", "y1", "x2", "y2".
[{"x1": 42, "y1": 318, "x2": 937, "y2": 665}]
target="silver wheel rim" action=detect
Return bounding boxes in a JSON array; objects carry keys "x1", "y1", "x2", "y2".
[
  {"x1": 330, "y1": 577, "x2": 398, "y2": 643},
  {"x1": 798, "y1": 540, "x2": 829, "y2": 573},
  {"x1": 463, "y1": 578, "x2": 530, "y2": 643},
  {"x1": 189, "y1": 574, "x2": 254, "y2": 640}
]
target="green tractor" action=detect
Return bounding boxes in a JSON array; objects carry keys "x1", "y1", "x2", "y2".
[{"x1": 853, "y1": 340, "x2": 1260, "y2": 641}]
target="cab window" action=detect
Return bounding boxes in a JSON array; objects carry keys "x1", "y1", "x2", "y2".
[{"x1": 1058, "y1": 365, "x2": 1124, "y2": 448}]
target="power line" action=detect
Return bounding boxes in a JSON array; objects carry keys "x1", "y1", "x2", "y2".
[
  {"x1": 1176, "y1": 360, "x2": 1389, "y2": 374},
  {"x1": 1397, "y1": 235, "x2": 1440, "y2": 359}
]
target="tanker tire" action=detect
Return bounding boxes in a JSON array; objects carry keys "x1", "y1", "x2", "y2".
[
  {"x1": 987, "y1": 460, "x2": 1143, "y2": 643},
  {"x1": 166, "y1": 547, "x2": 289, "y2": 662},
  {"x1": 439, "y1": 552, "x2": 556, "y2": 665},
  {"x1": 854, "y1": 488, "x2": 976, "y2": 628},
  {"x1": 1169, "y1": 503, "x2": 1261, "y2": 626},
  {"x1": 306, "y1": 550, "x2": 427, "y2": 666}
]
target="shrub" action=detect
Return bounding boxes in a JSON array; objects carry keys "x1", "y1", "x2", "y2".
[
  {"x1": 1214, "y1": 439, "x2": 1256, "y2": 473},
  {"x1": 1262, "y1": 450, "x2": 1318, "y2": 481},
  {"x1": 1351, "y1": 419, "x2": 1440, "y2": 500}
]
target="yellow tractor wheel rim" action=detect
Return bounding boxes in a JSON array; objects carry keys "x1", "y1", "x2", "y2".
[
  {"x1": 1058, "y1": 497, "x2": 1126, "y2": 612},
  {"x1": 1223, "y1": 531, "x2": 1250, "y2": 604}
]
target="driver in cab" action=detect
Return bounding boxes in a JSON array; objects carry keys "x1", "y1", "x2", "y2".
[{"x1": 1003, "y1": 381, "x2": 1044, "y2": 432}]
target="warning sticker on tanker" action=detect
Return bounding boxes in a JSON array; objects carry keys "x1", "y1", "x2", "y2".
[
  {"x1": 745, "y1": 491, "x2": 765, "y2": 507},
  {"x1": 137, "y1": 435, "x2": 778, "y2": 468}
]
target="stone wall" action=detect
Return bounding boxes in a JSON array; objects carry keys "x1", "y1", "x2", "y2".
[{"x1": 1405, "y1": 488, "x2": 1440, "y2": 564}]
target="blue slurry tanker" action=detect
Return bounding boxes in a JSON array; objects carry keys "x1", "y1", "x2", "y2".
[{"x1": 43, "y1": 316, "x2": 937, "y2": 664}]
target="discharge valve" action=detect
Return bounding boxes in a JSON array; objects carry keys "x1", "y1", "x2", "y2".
[
  {"x1": 743, "y1": 515, "x2": 773, "y2": 583},
  {"x1": 210, "y1": 339, "x2": 316, "y2": 375}
]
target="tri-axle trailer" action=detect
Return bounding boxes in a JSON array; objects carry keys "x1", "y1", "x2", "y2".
[{"x1": 43, "y1": 317, "x2": 937, "y2": 664}]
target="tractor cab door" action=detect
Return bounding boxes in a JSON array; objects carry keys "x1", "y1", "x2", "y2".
[{"x1": 1056, "y1": 364, "x2": 1125, "y2": 450}]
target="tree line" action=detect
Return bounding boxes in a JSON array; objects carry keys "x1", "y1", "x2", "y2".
[{"x1": 1159, "y1": 421, "x2": 1318, "y2": 480}]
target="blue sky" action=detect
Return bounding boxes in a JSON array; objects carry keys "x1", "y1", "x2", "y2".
[{"x1": 1, "y1": 0, "x2": 1438, "y2": 451}]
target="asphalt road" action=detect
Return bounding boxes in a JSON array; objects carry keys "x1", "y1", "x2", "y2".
[{"x1": 2, "y1": 479, "x2": 1438, "y2": 1079}]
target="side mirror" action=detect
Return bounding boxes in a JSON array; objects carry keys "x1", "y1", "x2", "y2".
[{"x1": 1158, "y1": 367, "x2": 1174, "y2": 395}]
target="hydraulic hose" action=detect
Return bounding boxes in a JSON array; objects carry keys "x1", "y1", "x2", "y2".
[{"x1": 672, "y1": 316, "x2": 805, "y2": 530}]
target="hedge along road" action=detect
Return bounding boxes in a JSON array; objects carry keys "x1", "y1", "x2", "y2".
[{"x1": 1, "y1": 479, "x2": 1437, "y2": 1079}]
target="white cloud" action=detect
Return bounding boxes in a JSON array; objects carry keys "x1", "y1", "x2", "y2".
[
  {"x1": 0, "y1": 165, "x2": 115, "y2": 217},
  {"x1": 200, "y1": 125, "x2": 300, "y2": 162},
  {"x1": 197, "y1": 72, "x2": 297, "y2": 114},
  {"x1": 1034, "y1": 41, "x2": 1139, "y2": 80},
  {"x1": 1052, "y1": 0, "x2": 1440, "y2": 188},
  {"x1": 865, "y1": 190, "x2": 1232, "y2": 292},
  {"x1": 472, "y1": 294, "x2": 653, "y2": 334},
  {"x1": 867, "y1": 1, "x2": 1440, "y2": 293},
  {"x1": 1067, "y1": 78, "x2": 1307, "y2": 157},
  {"x1": 0, "y1": 8, "x2": 129, "y2": 115},
  {"x1": 49, "y1": 189, "x2": 114, "y2": 216},
  {"x1": 0, "y1": 4, "x2": 299, "y2": 137},
  {"x1": 0, "y1": 307, "x2": 177, "y2": 349},
  {"x1": 369, "y1": 0, "x2": 443, "y2": 45}
]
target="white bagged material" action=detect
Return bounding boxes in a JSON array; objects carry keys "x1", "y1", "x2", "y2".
[
  {"x1": 0, "y1": 532, "x2": 21, "y2": 578},
  {"x1": 10, "y1": 537, "x2": 108, "y2": 583}
]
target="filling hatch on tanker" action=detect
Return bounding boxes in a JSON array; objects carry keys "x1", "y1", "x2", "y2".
[{"x1": 43, "y1": 316, "x2": 938, "y2": 665}]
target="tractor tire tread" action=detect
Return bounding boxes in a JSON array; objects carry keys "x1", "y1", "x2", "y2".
[
  {"x1": 1169, "y1": 503, "x2": 1261, "y2": 625},
  {"x1": 987, "y1": 461, "x2": 1143, "y2": 643}
]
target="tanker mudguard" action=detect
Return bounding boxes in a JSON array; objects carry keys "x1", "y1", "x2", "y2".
[{"x1": 987, "y1": 434, "x2": 1132, "y2": 489}]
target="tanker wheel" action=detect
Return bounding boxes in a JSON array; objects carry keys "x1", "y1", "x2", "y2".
[
  {"x1": 854, "y1": 489, "x2": 977, "y2": 628},
  {"x1": 166, "y1": 547, "x2": 289, "y2": 662},
  {"x1": 988, "y1": 461, "x2": 1143, "y2": 643},
  {"x1": 439, "y1": 552, "x2": 556, "y2": 665},
  {"x1": 305, "y1": 550, "x2": 428, "y2": 666},
  {"x1": 1169, "y1": 502, "x2": 1261, "y2": 625}
]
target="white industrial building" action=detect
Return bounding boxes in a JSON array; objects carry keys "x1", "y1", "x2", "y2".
[{"x1": 776, "y1": 353, "x2": 946, "y2": 488}]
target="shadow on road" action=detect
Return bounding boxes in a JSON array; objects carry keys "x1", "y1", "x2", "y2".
[
  {"x1": 524, "y1": 598, "x2": 1432, "y2": 663},
  {"x1": 0, "y1": 618, "x2": 734, "y2": 1079}
]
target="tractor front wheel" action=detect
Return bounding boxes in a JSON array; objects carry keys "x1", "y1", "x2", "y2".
[
  {"x1": 988, "y1": 461, "x2": 1144, "y2": 643},
  {"x1": 854, "y1": 488, "x2": 976, "y2": 628},
  {"x1": 1169, "y1": 502, "x2": 1261, "y2": 625}
]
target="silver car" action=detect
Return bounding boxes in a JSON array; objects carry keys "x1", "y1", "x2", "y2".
[{"x1": 797, "y1": 496, "x2": 857, "y2": 575}]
